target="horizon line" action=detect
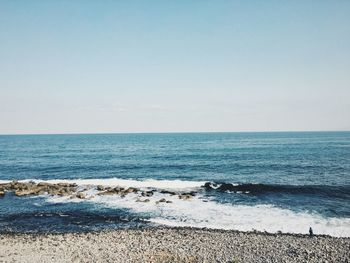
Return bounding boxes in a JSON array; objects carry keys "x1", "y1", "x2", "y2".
[{"x1": 0, "y1": 130, "x2": 349, "y2": 136}]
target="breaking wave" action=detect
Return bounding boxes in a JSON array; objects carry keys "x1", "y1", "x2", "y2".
[{"x1": 203, "y1": 182, "x2": 350, "y2": 199}]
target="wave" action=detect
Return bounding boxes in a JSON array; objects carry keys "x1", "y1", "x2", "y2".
[
  {"x1": 2, "y1": 177, "x2": 350, "y2": 236},
  {"x1": 203, "y1": 182, "x2": 350, "y2": 198},
  {"x1": 45, "y1": 189, "x2": 350, "y2": 237}
]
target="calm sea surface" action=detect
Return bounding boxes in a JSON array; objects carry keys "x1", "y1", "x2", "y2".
[{"x1": 0, "y1": 132, "x2": 349, "y2": 236}]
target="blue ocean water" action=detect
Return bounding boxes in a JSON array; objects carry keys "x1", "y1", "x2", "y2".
[{"x1": 0, "y1": 132, "x2": 349, "y2": 236}]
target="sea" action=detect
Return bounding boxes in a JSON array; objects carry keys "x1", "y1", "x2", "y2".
[{"x1": 0, "y1": 132, "x2": 349, "y2": 237}]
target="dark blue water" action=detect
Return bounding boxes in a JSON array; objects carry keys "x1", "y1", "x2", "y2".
[{"x1": 0, "y1": 132, "x2": 349, "y2": 236}]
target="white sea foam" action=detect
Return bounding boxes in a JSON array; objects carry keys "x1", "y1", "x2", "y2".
[
  {"x1": 44, "y1": 187, "x2": 350, "y2": 237},
  {"x1": 2, "y1": 178, "x2": 349, "y2": 237}
]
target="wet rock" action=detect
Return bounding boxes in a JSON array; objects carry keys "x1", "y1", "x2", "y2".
[
  {"x1": 160, "y1": 190, "x2": 177, "y2": 195},
  {"x1": 178, "y1": 194, "x2": 193, "y2": 200},
  {"x1": 38, "y1": 182, "x2": 51, "y2": 187},
  {"x1": 58, "y1": 188, "x2": 73, "y2": 196},
  {"x1": 1, "y1": 181, "x2": 80, "y2": 198},
  {"x1": 125, "y1": 187, "x2": 138, "y2": 194},
  {"x1": 97, "y1": 185, "x2": 105, "y2": 191},
  {"x1": 0, "y1": 183, "x2": 11, "y2": 191},
  {"x1": 166, "y1": 200, "x2": 172, "y2": 203},
  {"x1": 159, "y1": 198, "x2": 167, "y2": 203},
  {"x1": 0, "y1": 190, "x2": 5, "y2": 197},
  {"x1": 136, "y1": 198, "x2": 150, "y2": 203},
  {"x1": 76, "y1": 192, "x2": 86, "y2": 199},
  {"x1": 98, "y1": 190, "x2": 116, "y2": 196},
  {"x1": 15, "y1": 189, "x2": 36, "y2": 197},
  {"x1": 57, "y1": 183, "x2": 76, "y2": 187},
  {"x1": 141, "y1": 191, "x2": 154, "y2": 197},
  {"x1": 98, "y1": 186, "x2": 127, "y2": 196}
]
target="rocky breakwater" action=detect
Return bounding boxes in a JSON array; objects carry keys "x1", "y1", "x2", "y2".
[
  {"x1": 0, "y1": 181, "x2": 198, "y2": 204},
  {"x1": 97, "y1": 185, "x2": 197, "y2": 204},
  {"x1": 0, "y1": 181, "x2": 78, "y2": 197}
]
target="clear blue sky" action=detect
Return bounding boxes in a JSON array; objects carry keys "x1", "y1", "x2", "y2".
[{"x1": 1, "y1": 1, "x2": 349, "y2": 134}]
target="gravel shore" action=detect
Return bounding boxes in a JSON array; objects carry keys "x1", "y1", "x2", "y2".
[{"x1": 0, "y1": 227, "x2": 349, "y2": 263}]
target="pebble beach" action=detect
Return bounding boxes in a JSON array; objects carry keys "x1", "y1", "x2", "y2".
[{"x1": 0, "y1": 227, "x2": 349, "y2": 263}]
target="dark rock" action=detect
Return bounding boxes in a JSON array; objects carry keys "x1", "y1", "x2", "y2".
[
  {"x1": 97, "y1": 185, "x2": 105, "y2": 191},
  {"x1": 179, "y1": 194, "x2": 192, "y2": 200},
  {"x1": 76, "y1": 192, "x2": 86, "y2": 199},
  {"x1": 136, "y1": 198, "x2": 150, "y2": 203},
  {"x1": 125, "y1": 187, "x2": 138, "y2": 194},
  {"x1": 141, "y1": 191, "x2": 154, "y2": 197},
  {"x1": 160, "y1": 190, "x2": 177, "y2": 195},
  {"x1": 98, "y1": 190, "x2": 116, "y2": 196},
  {"x1": 38, "y1": 182, "x2": 51, "y2": 187}
]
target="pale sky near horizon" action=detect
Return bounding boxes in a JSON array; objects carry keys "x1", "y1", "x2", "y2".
[{"x1": 0, "y1": 1, "x2": 349, "y2": 134}]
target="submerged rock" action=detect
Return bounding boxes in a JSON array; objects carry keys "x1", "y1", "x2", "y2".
[
  {"x1": 160, "y1": 190, "x2": 177, "y2": 195},
  {"x1": 136, "y1": 198, "x2": 150, "y2": 203},
  {"x1": 178, "y1": 194, "x2": 193, "y2": 200},
  {"x1": 156, "y1": 198, "x2": 171, "y2": 204},
  {"x1": 141, "y1": 191, "x2": 154, "y2": 197}
]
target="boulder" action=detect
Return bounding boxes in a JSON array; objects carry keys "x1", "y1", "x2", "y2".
[
  {"x1": 0, "y1": 183, "x2": 11, "y2": 191},
  {"x1": 97, "y1": 185, "x2": 105, "y2": 191},
  {"x1": 136, "y1": 198, "x2": 150, "y2": 203},
  {"x1": 0, "y1": 190, "x2": 5, "y2": 197},
  {"x1": 178, "y1": 194, "x2": 192, "y2": 200},
  {"x1": 125, "y1": 187, "x2": 138, "y2": 194},
  {"x1": 15, "y1": 189, "x2": 36, "y2": 197},
  {"x1": 160, "y1": 190, "x2": 177, "y2": 195},
  {"x1": 57, "y1": 183, "x2": 71, "y2": 187},
  {"x1": 141, "y1": 191, "x2": 154, "y2": 197},
  {"x1": 98, "y1": 190, "x2": 115, "y2": 196},
  {"x1": 38, "y1": 182, "x2": 51, "y2": 187},
  {"x1": 76, "y1": 192, "x2": 86, "y2": 199}
]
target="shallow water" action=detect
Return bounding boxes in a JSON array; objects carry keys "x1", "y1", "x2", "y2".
[{"x1": 0, "y1": 132, "x2": 349, "y2": 236}]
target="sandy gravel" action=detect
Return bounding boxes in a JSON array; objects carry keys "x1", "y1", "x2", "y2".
[{"x1": 0, "y1": 227, "x2": 349, "y2": 263}]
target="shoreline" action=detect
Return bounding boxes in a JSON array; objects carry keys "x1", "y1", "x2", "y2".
[
  {"x1": 1, "y1": 226, "x2": 349, "y2": 262},
  {"x1": 1, "y1": 225, "x2": 348, "y2": 239}
]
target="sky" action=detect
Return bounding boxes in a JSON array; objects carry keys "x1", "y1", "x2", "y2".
[{"x1": 0, "y1": 1, "x2": 349, "y2": 134}]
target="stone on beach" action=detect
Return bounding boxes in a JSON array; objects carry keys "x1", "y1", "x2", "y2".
[{"x1": 0, "y1": 228, "x2": 348, "y2": 263}]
